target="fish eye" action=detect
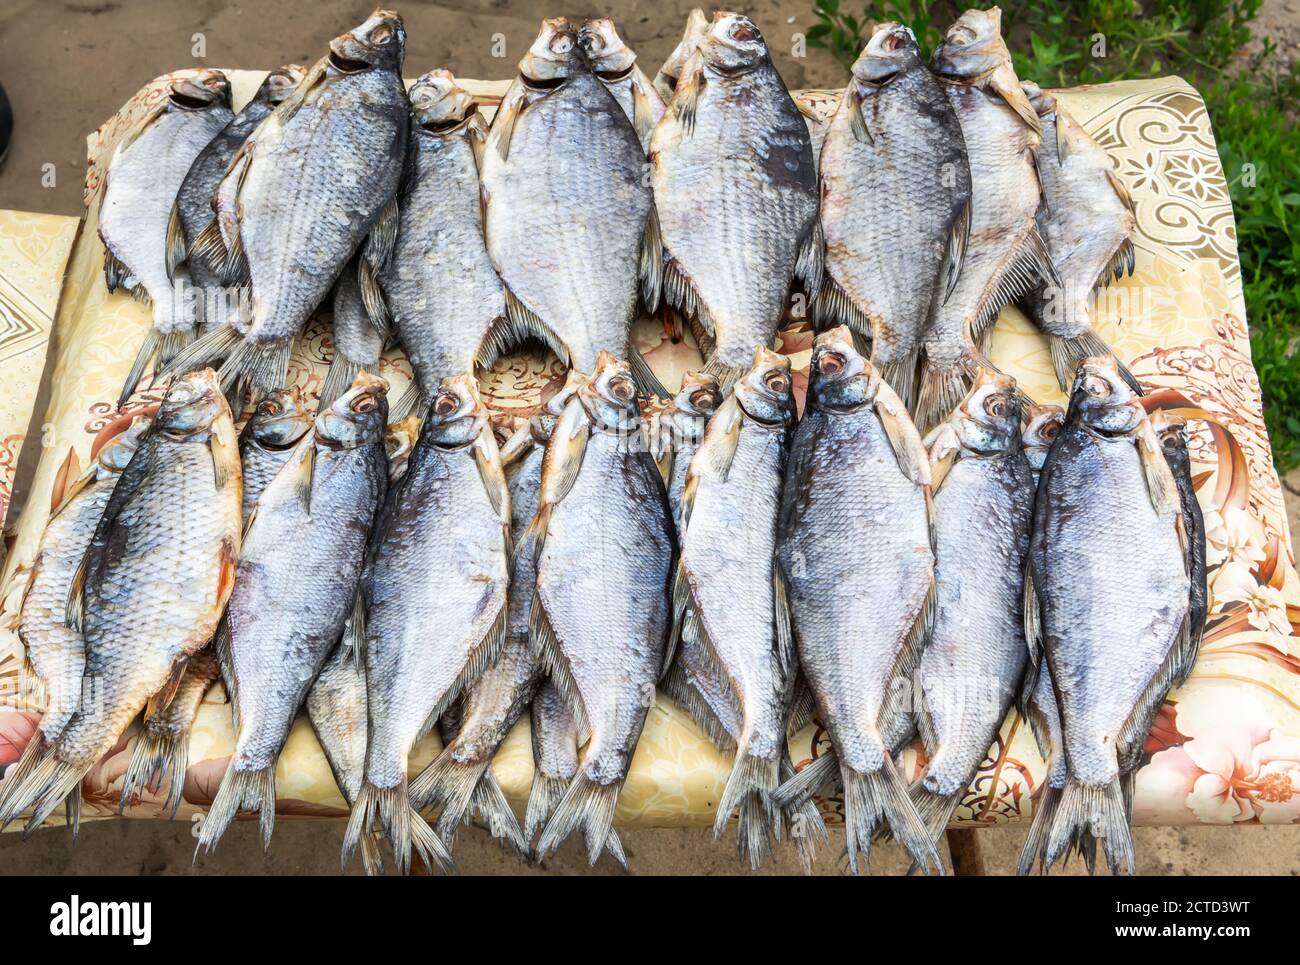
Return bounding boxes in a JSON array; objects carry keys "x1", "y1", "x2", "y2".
[
  {"x1": 984, "y1": 394, "x2": 1008, "y2": 419},
  {"x1": 370, "y1": 24, "x2": 394, "y2": 44},
  {"x1": 764, "y1": 369, "x2": 790, "y2": 394},
  {"x1": 883, "y1": 30, "x2": 908, "y2": 51},
  {"x1": 1040, "y1": 421, "x2": 1061, "y2": 442},
  {"x1": 351, "y1": 393, "x2": 379, "y2": 414},
  {"x1": 609, "y1": 376, "x2": 636, "y2": 402},
  {"x1": 1083, "y1": 375, "x2": 1110, "y2": 397},
  {"x1": 257, "y1": 399, "x2": 281, "y2": 417},
  {"x1": 553, "y1": 35, "x2": 573, "y2": 54},
  {"x1": 433, "y1": 392, "x2": 458, "y2": 417},
  {"x1": 689, "y1": 388, "x2": 717, "y2": 411},
  {"x1": 817, "y1": 352, "x2": 845, "y2": 376}
]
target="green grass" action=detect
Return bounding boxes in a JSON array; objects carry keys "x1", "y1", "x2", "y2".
[{"x1": 807, "y1": 0, "x2": 1300, "y2": 473}]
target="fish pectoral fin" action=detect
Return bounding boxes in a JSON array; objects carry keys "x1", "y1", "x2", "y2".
[
  {"x1": 145, "y1": 657, "x2": 190, "y2": 720},
  {"x1": 209, "y1": 411, "x2": 240, "y2": 492},
  {"x1": 631, "y1": 74, "x2": 662, "y2": 148},
  {"x1": 103, "y1": 245, "x2": 132, "y2": 293},
  {"x1": 941, "y1": 200, "x2": 971, "y2": 305},
  {"x1": 472, "y1": 428, "x2": 512, "y2": 528},
  {"x1": 488, "y1": 85, "x2": 527, "y2": 163},
  {"x1": 363, "y1": 195, "x2": 400, "y2": 276},
  {"x1": 989, "y1": 62, "x2": 1043, "y2": 137},
  {"x1": 286, "y1": 438, "x2": 316, "y2": 516},
  {"x1": 537, "y1": 396, "x2": 591, "y2": 513},
  {"x1": 467, "y1": 111, "x2": 489, "y2": 172},
  {"x1": 496, "y1": 422, "x2": 535, "y2": 472},
  {"x1": 847, "y1": 86, "x2": 873, "y2": 145},
  {"x1": 529, "y1": 591, "x2": 591, "y2": 739},
  {"x1": 673, "y1": 51, "x2": 705, "y2": 137},
  {"x1": 165, "y1": 203, "x2": 188, "y2": 282},
  {"x1": 1105, "y1": 167, "x2": 1137, "y2": 216},
  {"x1": 873, "y1": 381, "x2": 932, "y2": 488},
  {"x1": 1136, "y1": 418, "x2": 1183, "y2": 521},
  {"x1": 1022, "y1": 566, "x2": 1043, "y2": 667},
  {"x1": 63, "y1": 549, "x2": 90, "y2": 634},
  {"x1": 689, "y1": 395, "x2": 742, "y2": 487}
]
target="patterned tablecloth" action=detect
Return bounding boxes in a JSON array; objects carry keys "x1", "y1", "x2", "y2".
[{"x1": 0, "y1": 70, "x2": 1296, "y2": 833}]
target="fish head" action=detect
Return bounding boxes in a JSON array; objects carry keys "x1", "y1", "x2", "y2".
[
  {"x1": 699, "y1": 12, "x2": 770, "y2": 74},
  {"x1": 932, "y1": 7, "x2": 1011, "y2": 81},
  {"x1": 579, "y1": 18, "x2": 637, "y2": 80},
  {"x1": 169, "y1": 69, "x2": 232, "y2": 112},
  {"x1": 808, "y1": 326, "x2": 879, "y2": 412},
  {"x1": 1021, "y1": 79, "x2": 1056, "y2": 117},
  {"x1": 254, "y1": 64, "x2": 307, "y2": 106},
  {"x1": 316, "y1": 371, "x2": 389, "y2": 450},
  {"x1": 519, "y1": 18, "x2": 582, "y2": 86},
  {"x1": 424, "y1": 374, "x2": 486, "y2": 449},
  {"x1": 735, "y1": 347, "x2": 796, "y2": 427},
  {"x1": 410, "y1": 70, "x2": 477, "y2": 131},
  {"x1": 851, "y1": 22, "x2": 922, "y2": 86},
  {"x1": 247, "y1": 387, "x2": 313, "y2": 450},
  {"x1": 96, "y1": 415, "x2": 152, "y2": 473},
  {"x1": 580, "y1": 352, "x2": 641, "y2": 431},
  {"x1": 1072, "y1": 356, "x2": 1144, "y2": 435},
  {"x1": 1152, "y1": 411, "x2": 1191, "y2": 474},
  {"x1": 953, "y1": 369, "x2": 1021, "y2": 454},
  {"x1": 667, "y1": 370, "x2": 722, "y2": 444},
  {"x1": 156, "y1": 369, "x2": 230, "y2": 438},
  {"x1": 1022, "y1": 403, "x2": 1065, "y2": 472},
  {"x1": 329, "y1": 9, "x2": 406, "y2": 75},
  {"x1": 384, "y1": 414, "x2": 421, "y2": 480},
  {"x1": 659, "y1": 8, "x2": 710, "y2": 92}
]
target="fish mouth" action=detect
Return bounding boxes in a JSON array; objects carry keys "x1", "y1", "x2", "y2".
[
  {"x1": 328, "y1": 51, "x2": 374, "y2": 74},
  {"x1": 420, "y1": 116, "x2": 470, "y2": 134},
  {"x1": 169, "y1": 90, "x2": 217, "y2": 110}
]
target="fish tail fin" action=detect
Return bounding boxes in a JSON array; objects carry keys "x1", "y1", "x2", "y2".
[
  {"x1": 19, "y1": 755, "x2": 88, "y2": 839},
  {"x1": 771, "y1": 749, "x2": 837, "y2": 813},
  {"x1": 388, "y1": 380, "x2": 427, "y2": 422},
  {"x1": 1047, "y1": 331, "x2": 1141, "y2": 395},
  {"x1": 628, "y1": 346, "x2": 669, "y2": 400},
  {"x1": 1016, "y1": 781, "x2": 1061, "y2": 875},
  {"x1": 468, "y1": 767, "x2": 528, "y2": 858},
  {"x1": 118, "y1": 327, "x2": 197, "y2": 408},
  {"x1": 219, "y1": 338, "x2": 293, "y2": 401},
  {"x1": 65, "y1": 785, "x2": 82, "y2": 842},
  {"x1": 158, "y1": 322, "x2": 243, "y2": 383},
  {"x1": 0, "y1": 730, "x2": 49, "y2": 828},
  {"x1": 343, "y1": 781, "x2": 454, "y2": 876},
  {"x1": 914, "y1": 357, "x2": 972, "y2": 437},
  {"x1": 523, "y1": 771, "x2": 567, "y2": 852},
  {"x1": 701, "y1": 356, "x2": 745, "y2": 394},
  {"x1": 317, "y1": 351, "x2": 364, "y2": 413},
  {"x1": 196, "y1": 763, "x2": 276, "y2": 854},
  {"x1": 119, "y1": 728, "x2": 190, "y2": 818},
  {"x1": 411, "y1": 753, "x2": 525, "y2": 856},
  {"x1": 534, "y1": 771, "x2": 621, "y2": 866},
  {"x1": 878, "y1": 354, "x2": 919, "y2": 412},
  {"x1": 909, "y1": 784, "x2": 963, "y2": 849},
  {"x1": 356, "y1": 829, "x2": 386, "y2": 877},
  {"x1": 779, "y1": 755, "x2": 829, "y2": 874},
  {"x1": 1043, "y1": 777, "x2": 1134, "y2": 876},
  {"x1": 713, "y1": 746, "x2": 780, "y2": 870},
  {"x1": 841, "y1": 759, "x2": 943, "y2": 876}
]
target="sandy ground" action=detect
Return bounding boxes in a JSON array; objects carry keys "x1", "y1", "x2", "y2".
[{"x1": 1, "y1": 1, "x2": 1298, "y2": 874}]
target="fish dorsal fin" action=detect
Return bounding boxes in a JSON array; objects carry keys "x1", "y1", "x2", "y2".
[
  {"x1": 988, "y1": 63, "x2": 1042, "y2": 136},
  {"x1": 673, "y1": 50, "x2": 705, "y2": 137},
  {"x1": 941, "y1": 200, "x2": 971, "y2": 304},
  {"x1": 165, "y1": 202, "x2": 188, "y2": 281},
  {"x1": 874, "y1": 381, "x2": 931, "y2": 488},
  {"x1": 1105, "y1": 167, "x2": 1136, "y2": 216},
  {"x1": 640, "y1": 204, "x2": 663, "y2": 315},
  {"x1": 145, "y1": 657, "x2": 190, "y2": 719}
]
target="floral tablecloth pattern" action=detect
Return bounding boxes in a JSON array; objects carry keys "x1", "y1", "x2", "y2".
[{"x1": 0, "y1": 71, "x2": 1294, "y2": 832}]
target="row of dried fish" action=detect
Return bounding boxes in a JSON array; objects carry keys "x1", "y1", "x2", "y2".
[{"x1": 100, "y1": 8, "x2": 1135, "y2": 441}]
